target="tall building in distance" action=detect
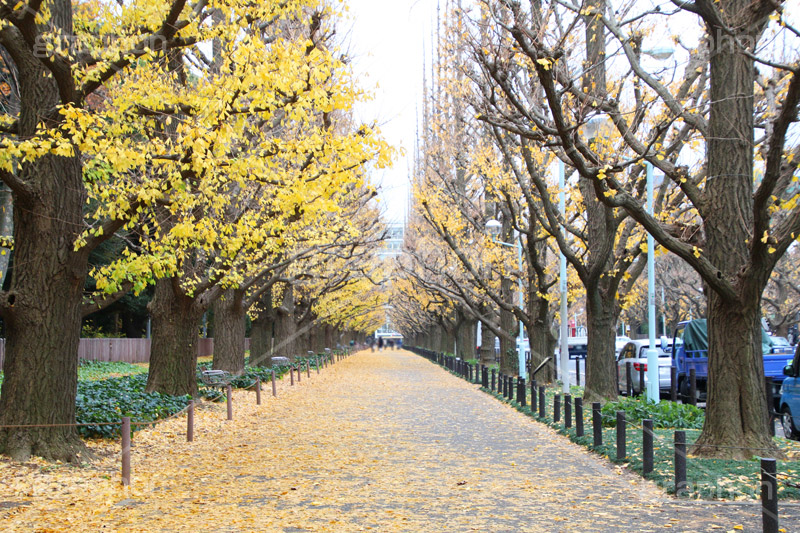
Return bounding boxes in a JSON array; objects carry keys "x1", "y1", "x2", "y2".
[{"x1": 378, "y1": 222, "x2": 404, "y2": 260}]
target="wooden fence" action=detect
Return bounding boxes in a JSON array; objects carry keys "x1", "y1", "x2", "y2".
[{"x1": 0, "y1": 338, "x2": 252, "y2": 370}]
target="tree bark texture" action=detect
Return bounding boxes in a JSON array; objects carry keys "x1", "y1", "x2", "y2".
[
  {"x1": 690, "y1": 7, "x2": 777, "y2": 457},
  {"x1": 455, "y1": 316, "x2": 477, "y2": 360},
  {"x1": 248, "y1": 288, "x2": 274, "y2": 367},
  {"x1": 274, "y1": 285, "x2": 297, "y2": 359},
  {"x1": 0, "y1": 7, "x2": 90, "y2": 461},
  {"x1": 146, "y1": 279, "x2": 205, "y2": 396},
  {"x1": 212, "y1": 289, "x2": 246, "y2": 375},
  {"x1": 499, "y1": 275, "x2": 518, "y2": 375},
  {"x1": 479, "y1": 321, "x2": 496, "y2": 365},
  {"x1": 582, "y1": 287, "x2": 619, "y2": 403}
]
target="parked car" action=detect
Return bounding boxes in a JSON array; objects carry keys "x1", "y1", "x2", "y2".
[
  {"x1": 770, "y1": 336, "x2": 794, "y2": 356},
  {"x1": 780, "y1": 346, "x2": 800, "y2": 440},
  {"x1": 616, "y1": 339, "x2": 673, "y2": 396},
  {"x1": 670, "y1": 319, "x2": 791, "y2": 405}
]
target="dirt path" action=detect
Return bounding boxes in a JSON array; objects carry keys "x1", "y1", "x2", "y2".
[{"x1": 1, "y1": 349, "x2": 794, "y2": 531}]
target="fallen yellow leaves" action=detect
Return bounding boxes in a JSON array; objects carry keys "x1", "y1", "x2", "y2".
[{"x1": 0, "y1": 350, "x2": 787, "y2": 531}]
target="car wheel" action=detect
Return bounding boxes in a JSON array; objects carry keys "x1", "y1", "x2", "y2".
[
  {"x1": 781, "y1": 406, "x2": 800, "y2": 441},
  {"x1": 679, "y1": 377, "x2": 700, "y2": 404}
]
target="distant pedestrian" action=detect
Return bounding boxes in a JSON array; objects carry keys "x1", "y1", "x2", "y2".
[{"x1": 377, "y1": 337, "x2": 384, "y2": 351}]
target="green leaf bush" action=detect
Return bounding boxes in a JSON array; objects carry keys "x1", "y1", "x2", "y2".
[
  {"x1": 600, "y1": 397, "x2": 704, "y2": 429},
  {"x1": 76, "y1": 374, "x2": 190, "y2": 439}
]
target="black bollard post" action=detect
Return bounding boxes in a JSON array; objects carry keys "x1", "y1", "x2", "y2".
[
  {"x1": 538, "y1": 387, "x2": 546, "y2": 418},
  {"x1": 575, "y1": 358, "x2": 581, "y2": 386},
  {"x1": 592, "y1": 402, "x2": 602, "y2": 447},
  {"x1": 765, "y1": 377, "x2": 775, "y2": 437},
  {"x1": 626, "y1": 361, "x2": 634, "y2": 397},
  {"x1": 761, "y1": 458, "x2": 779, "y2": 533},
  {"x1": 290, "y1": 367, "x2": 294, "y2": 386},
  {"x1": 530, "y1": 379, "x2": 537, "y2": 412},
  {"x1": 643, "y1": 419, "x2": 654, "y2": 475},
  {"x1": 491, "y1": 369, "x2": 496, "y2": 392},
  {"x1": 564, "y1": 394, "x2": 572, "y2": 428},
  {"x1": 638, "y1": 363, "x2": 646, "y2": 397},
  {"x1": 554, "y1": 394, "x2": 561, "y2": 423},
  {"x1": 674, "y1": 430, "x2": 687, "y2": 496},
  {"x1": 502, "y1": 375, "x2": 508, "y2": 398},
  {"x1": 670, "y1": 366, "x2": 677, "y2": 402},
  {"x1": 616, "y1": 411, "x2": 626, "y2": 460},
  {"x1": 575, "y1": 398, "x2": 584, "y2": 437},
  {"x1": 689, "y1": 369, "x2": 697, "y2": 406},
  {"x1": 518, "y1": 378, "x2": 526, "y2": 407},
  {"x1": 255, "y1": 378, "x2": 261, "y2": 405}
]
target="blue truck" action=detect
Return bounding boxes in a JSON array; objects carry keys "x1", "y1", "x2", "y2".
[{"x1": 670, "y1": 319, "x2": 794, "y2": 407}]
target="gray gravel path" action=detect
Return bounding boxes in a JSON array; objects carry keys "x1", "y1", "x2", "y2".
[{"x1": 310, "y1": 349, "x2": 798, "y2": 533}]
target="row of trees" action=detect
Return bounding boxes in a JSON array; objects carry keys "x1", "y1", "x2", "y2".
[
  {"x1": 0, "y1": 1, "x2": 391, "y2": 462},
  {"x1": 393, "y1": 0, "x2": 799, "y2": 459}
]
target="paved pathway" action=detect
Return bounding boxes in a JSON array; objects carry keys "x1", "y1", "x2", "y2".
[{"x1": 2, "y1": 349, "x2": 797, "y2": 531}]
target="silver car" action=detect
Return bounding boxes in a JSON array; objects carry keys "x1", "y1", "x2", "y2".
[{"x1": 616, "y1": 339, "x2": 673, "y2": 395}]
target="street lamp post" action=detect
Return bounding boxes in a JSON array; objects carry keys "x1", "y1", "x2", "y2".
[
  {"x1": 558, "y1": 160, "x2": 569, "y2": 394},
  {"x1": 485, "y1": 219, "x2": 526, "y2": 379},
  {"x1": 645, "y1": 162, "x2": 660, "y2": 402}
]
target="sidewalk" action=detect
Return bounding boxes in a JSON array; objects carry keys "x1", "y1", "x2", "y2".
[{"x1": 1, "y1": 349, "x2": 794, "y2": 531}]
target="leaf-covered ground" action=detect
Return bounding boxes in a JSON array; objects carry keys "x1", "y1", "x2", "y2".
[{"x1": 2, "y1": 349, "x2": 798, "y2": 532}]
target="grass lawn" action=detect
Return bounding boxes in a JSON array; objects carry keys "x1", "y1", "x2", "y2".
[{"x1": 77, "y1": 360, "x2": 148, "y2": 381}]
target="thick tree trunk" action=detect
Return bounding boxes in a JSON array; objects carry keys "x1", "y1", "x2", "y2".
[
  {"x1": 249, "y1": 288, "x2": 274, "y2": 367},
  {"x1": 324, "y1": 324, "x2": 335, "y2": 351},
  {"x1": 429, "y1": 327, "x2": 441, "y2": 352},
  {"x1": 527, "y1": 319, "x2": 556, "y2": 385},
  {"x1": 0, "y1": 14, "x2": 89, "y2": 461},
  {"x1": 146, "y1": 279, "x2": 205, "y2": 396},
  {"x1": 690, "y1": 18, "x2": 777, "y2": 458},
  {"x1": 455, "y1": 316, "x2": 477, "y2": 360},
  {"x1": 274, "y1": 285, "x2": 296, "y2": 359},
  {"x1": 440, "y1": 323, "x2": 455, "y2": 354},
  {"x1": 249, "y1": 313, "x2": 273, "y2": 367},
  {"x1": 295, "y1": 316, "x2": 313, "y2": 355},
  {"x1": 583, "y1": 288, "x2": 619, "y2": 402},
  {"x1": 499, "y1": 274, "x2": 518, "y2": 374},
  {"x1": 212, "y1": 289, "x2": 246, "y2": 374},
  {"x1": 479, "y1": 322, "x2": 496, "y2": 365},
  {"x1": 693, "y1": 302, "x2": 773, "y2": 458},
  {"x1": 0, "y1": 157, "x2": 87, "y2": 461}
]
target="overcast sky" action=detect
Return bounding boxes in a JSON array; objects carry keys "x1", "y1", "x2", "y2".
[{"x1": 346, "y1": 0, "x2": 438, "y2": 224}]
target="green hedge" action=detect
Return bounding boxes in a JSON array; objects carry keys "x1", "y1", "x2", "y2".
[{"x1": 600, "y1": 396, "x2": 705, "y2": 429}]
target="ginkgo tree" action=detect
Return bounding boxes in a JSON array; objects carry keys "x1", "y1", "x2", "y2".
[
  {"x1": 410, "y1": 2, "x2": 666, "y2": 398},
  {"x1": 468, "y1": 0, "x2": 800, "y2": 457},
  {"x1": 89, "y1": 5, "x2": 389, "y2": 396},
  {"x1": 212, "y1": 188, "x2": 387, "y2": 373},
  {"x1": 0, "y1": 0, "x2": 389, "y2": 461}
]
